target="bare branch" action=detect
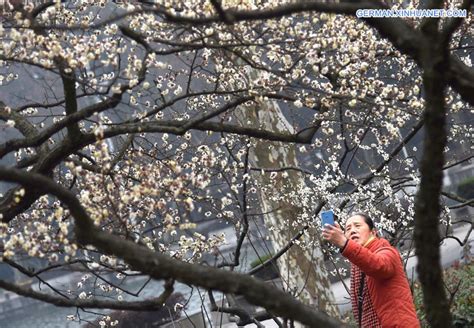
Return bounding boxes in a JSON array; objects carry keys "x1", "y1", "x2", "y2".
[
  {"x1": 448, "y1": 198, "x2": 474, "y2": 209},
  {"x1": 209, "y1": 0, "x2": 234, "y2": 24},
  {"x1": 0, "y1": 278, "x2": 174, "y2": 311}
]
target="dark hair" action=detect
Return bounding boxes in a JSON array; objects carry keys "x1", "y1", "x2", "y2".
[{"x1": 350, "y1": 212, "x2": 375, "y2": 230}]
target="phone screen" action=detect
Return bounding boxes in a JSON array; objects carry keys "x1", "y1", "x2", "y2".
[{"x1": 321, "y1": 210, "x2": 335, "y2": 226}]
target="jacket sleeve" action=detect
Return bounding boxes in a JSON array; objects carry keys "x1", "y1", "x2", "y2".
[{"x1": 341, "y1": 239, "x2": 398, "y2": 279}]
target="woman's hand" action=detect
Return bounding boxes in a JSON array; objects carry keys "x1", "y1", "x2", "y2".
[{"x1": 322, "y1": 223, "x2": 348, "y2": 249}]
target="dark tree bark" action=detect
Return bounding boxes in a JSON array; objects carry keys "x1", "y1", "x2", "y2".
[{"x1": 413, "y1": 11, "x2": 454, "y2": 327}]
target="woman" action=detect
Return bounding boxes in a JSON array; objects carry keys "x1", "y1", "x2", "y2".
[{"x1": 322, "y1": 213, "x2": 419, "y2": 327}]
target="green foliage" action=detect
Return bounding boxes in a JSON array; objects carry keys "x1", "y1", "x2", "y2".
[
  {"x1": 413, "y1": 261, "x2": 474, "y2": 327},
  {"x1": 457, "y1": 176, "x2": 474, "y2": 200},
  {"x1": 249, "y1": 253, "x2": 280, "y2": 280},
  {"x1": 250, "y1": 253, "x2": 274, "y2": 269}
]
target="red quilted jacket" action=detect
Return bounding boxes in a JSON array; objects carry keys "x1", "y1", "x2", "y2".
[{"x1": 342, "y1": 238, "x2": 420, "y2": 327}]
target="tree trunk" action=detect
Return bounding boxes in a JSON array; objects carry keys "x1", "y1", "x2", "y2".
[
  {"x1": 235, "y1": 96, "x2": 339, "y2": 320},
  {"x1": 414, "y1": 29, "x2": 453, "y2": 327}
]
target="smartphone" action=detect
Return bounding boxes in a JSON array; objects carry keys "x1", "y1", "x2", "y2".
[{"x1": 321, "y1": 210, "x2": 335, "y2": 227}]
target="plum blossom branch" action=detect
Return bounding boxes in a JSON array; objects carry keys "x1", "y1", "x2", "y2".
[
  {"x1": 0, "y1": 166, "x2": 345, "y2": 327},
  {"x1": 0, "y1": 278, "x2": 175, "y2": 311}
]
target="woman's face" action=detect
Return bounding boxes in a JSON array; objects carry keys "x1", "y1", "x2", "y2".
[{"x1": 344, "y1": 215, "x2": 375, "y2": 246}]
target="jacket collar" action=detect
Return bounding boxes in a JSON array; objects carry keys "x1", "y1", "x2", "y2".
[
  {"x1": 363, "y1": 235, "x2": 377, "y2": 248},
  {"x1": 366, "y1": 237, "x2": 391, "y2": 250}
]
